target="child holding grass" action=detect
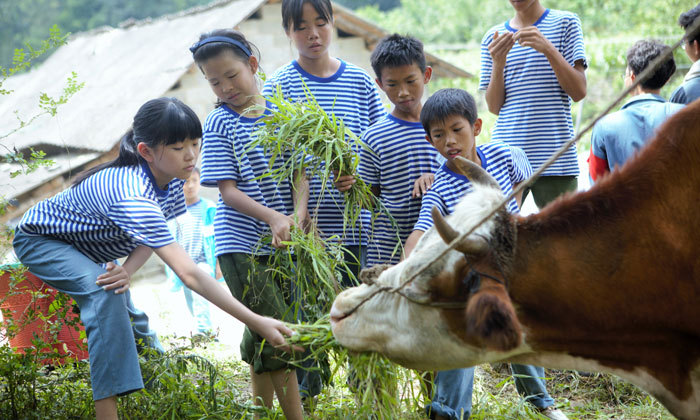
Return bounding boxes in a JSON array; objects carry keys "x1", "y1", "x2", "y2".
[
  {"x1": 191, "y1": 29, "x2": 303, "y2": 419},
  {"x1": 264, "y1": 0, "x2": 386, "y2": 401},
  {"x1": 404, "y1": 89, "x2": 568, "y2": 420},
  {"x1": 358, "y1": 34, "x2": 440, "y2": 266},
  {"x1": 12, "y1": 97, "x2": 296, "y2": 420}
]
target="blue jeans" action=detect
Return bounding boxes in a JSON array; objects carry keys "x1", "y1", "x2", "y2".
[
  {"x1": 13, "y1": 231, "x2": 163, "y2": 401},
  {"x1": 427, "y1": 364, "x2": 554, "y2": 419}
]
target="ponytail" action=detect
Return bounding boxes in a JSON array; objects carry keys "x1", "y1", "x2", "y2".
[{"x1": 72, "y1": 129, "x2": 141, "y2": 186}]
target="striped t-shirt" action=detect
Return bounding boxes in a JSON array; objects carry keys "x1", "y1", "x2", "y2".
[
  {"x1": 414, "y1": 142, "x2": 532, "y2": 232},
  {"x1": 479, "y1": 9, "x2": 586, "y2": 176},
  {"x1": 358, "y1": 114, "x2": 440, "y2": 266},
  {"x1": 200, "y1": 104, "x2": 294, "y2": 256},
  {"x1": 169, "y1": 199, "x2": 211, "y2": 264},
  {"x1": 263, "y1": 59, "x2": 386, "y2": 244},
  {"x1": 17, "y1": 163, "x2": 186, "y2": 263}
]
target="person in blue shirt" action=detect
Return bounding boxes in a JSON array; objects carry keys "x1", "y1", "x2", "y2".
[
  {"x1": 357, "y1": 34, "x2": 440, "y2": 267},
  {"x1": 264, "y1": 0, "x2": 386, "y2": 402},
  {"x1": 191, "y1": 29, "x2": 304, "y2": 419},
  {"x1": 12, "y1": 97, "x2": 297, "y2": 420},
  {"x1": 670, "y1": 4, "x2": 700, "y2": 105},
  {"x1": 165, "y1": 168, "x2": 218, "y2": 337},
  {"x1": 590, "y1": 40, "x2": 684, "y2": 182},
  {"x1": 404, "y1": 88, "x2": 568, "y2": 420}
]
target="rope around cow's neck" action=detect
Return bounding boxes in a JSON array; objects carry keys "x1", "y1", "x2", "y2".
[{"x1": 342, "y1": 20, "x2": 700, "y2": 316}]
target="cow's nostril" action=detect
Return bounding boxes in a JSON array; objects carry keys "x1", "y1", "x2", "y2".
[{"x1": 330, "y1": 305, "x2": 347, "y2": 323}]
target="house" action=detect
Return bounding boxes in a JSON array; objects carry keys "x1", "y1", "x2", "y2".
[{"x1": 0, "y1": 0, "x2": 470, "y2": 227}]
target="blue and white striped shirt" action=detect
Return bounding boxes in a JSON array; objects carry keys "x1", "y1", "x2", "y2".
[
  {"x1": 263, "y1": 59, "x2": 386, "y2": 244},
  {"x1": 200, "y1": 104, "x2": 294, "y2": 256},
  {"x1": 17, "y1": 163, "x2": 186, "y2": 263},
  {"x1": 414, "y1": 142, "x2": 532, "y2": 232},
  {"x1": 358, "y1": 114, "x2": 440, "y2": 266},
  {"x1": 479, "y1": 9, "x2": 586, "y2": 176}
]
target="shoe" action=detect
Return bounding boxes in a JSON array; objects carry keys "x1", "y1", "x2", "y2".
[{"x1": 539, "y1": 407, "x2": 569, "y2": 420}]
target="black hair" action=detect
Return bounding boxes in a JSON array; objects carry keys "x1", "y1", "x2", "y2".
[
  {"x1": 626, "y1": 39, "x2": 676, "y2": 91},
  {"x1": 282, "y1": 0, "x2": 333, "y2": 33},
  {"x1": 191, "y1": 28, "x2": 260, "y2": 66},
  {"x1": 370, "y1": 34, "x2": 427, "y2": 81},
  {"x1": 421, "y1": 88, "x2": 478, "y2": 137},
  {"x1": 73, "y1": 97, "x2": 201, "y2": 186},
  {"x1": 679, "y1": 4, "x2": 700, "y2": 44}
]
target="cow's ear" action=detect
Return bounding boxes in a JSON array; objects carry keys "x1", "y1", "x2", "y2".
[
  {"x1": 359, "y1": 264, "x2": 392, "y2": 285},
  {"x1": 465, "y1": 282, "x2": 522, "y2": 351}
]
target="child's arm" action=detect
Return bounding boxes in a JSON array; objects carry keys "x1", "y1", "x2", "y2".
[
  {"x1": 412, "y1": 173, "x2": 435, "y2": 198},
  {"x1": 513, "y1": 27, "x2": 587, "y2": 101},
  {"x1": 403, "y1": 230, "x2": 425, "y2": 259},
  {"x1": 155, "y1": 242, "x2": 299, "y2": 352},
  {"x1": 95, "y1": 245, "x2": 153, "y2": 294},
  {"x1": 218, "y1": 179, "x2": 294, "y2": 248},
  {"x1": 485, "y1": 30, "x2": 516, "y2": 115},
  {"x1": 292, "y1": 168, "x2": 311, "y2": 232}
]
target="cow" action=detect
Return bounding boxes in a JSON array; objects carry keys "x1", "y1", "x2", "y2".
[{"x1": 330, "y1": 100, "x2": 700, "y2": 419}]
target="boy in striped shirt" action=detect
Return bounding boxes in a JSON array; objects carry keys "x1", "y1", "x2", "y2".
[
  {"x1": 480, "y1": 0, "x2": 587, "y2": 209},
  {"x1": 357, "y1": 34, "x2": 440, "y2": 267},
  {"x1": 404, "y1": 89, "x2": 568, "y2": 420}
]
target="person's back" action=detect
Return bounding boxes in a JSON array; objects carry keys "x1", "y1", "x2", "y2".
[
  {"x1": 670, "y1": 4, "x2": 700, "y2": 105},
  {"x1": 590, "y1": 40, "x2": 684, "y2": 181}
]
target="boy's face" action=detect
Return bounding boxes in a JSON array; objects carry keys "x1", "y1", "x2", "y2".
[
  {"x1": 426, "y1": 115, "x2": 482, "y2": 162},
  {"x1": 509, "y1": 0, "x2": 540, "y2": 12},
  {"x1": 376, "y1": 64, "x2": 432, "y2": 118},
  {"x1": 183, "y1": 171, "x2": 201, "y2": 202}
]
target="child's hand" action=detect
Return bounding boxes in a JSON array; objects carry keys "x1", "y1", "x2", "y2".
[
  {"x1": 96, "y1": 262, "x2": 131, "y2": 294},
  {"x1": 513, "y1": 26, "x2": 553, "y2": 55},
  {"x1": 489, "y1": 30, "x2": 515, "y2": 69},
  {"x1": 333, "y1": 170, "x2": 356, "y2": 192},
  {"x1": 251, "y1": 315, "x2": 304, "y2": 353},
  {"x1": 269, "y1": 212, "x2": 294, "y2": 248},
  {"x1": 412, "y1": 173, "x2": 435, "y2": 198}
]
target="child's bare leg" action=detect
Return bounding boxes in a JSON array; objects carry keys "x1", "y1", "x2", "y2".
[
  {"x1": 95, "y1": 396, "x2": 118, "y2": 420},
  {"x1": 250, "y1": 365, "x2": 275, "y2": 414},
  {"x1": 270, "y1": 368, "x2": 303, "y2": 420}
]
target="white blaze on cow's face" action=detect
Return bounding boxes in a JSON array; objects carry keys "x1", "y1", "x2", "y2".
[{"x1": 331, "y1": 179, "x2": 524, "y2": 371}]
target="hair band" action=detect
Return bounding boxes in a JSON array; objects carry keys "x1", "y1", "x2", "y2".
[{"x1": 189, "y1": 36, "x2": 252, "y2": 57}]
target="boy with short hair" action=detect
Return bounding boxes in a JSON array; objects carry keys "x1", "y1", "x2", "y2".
[
  {"x1": 670, "y1": 4, "x2": 700, "y2": 104},
  {"x1": 357, "y1": 33, "x2": 440, "y2": 266},
  {"x1": 479, "y1": 0, "x2": 587, "y2": 209},
  {"x1": 405, "y1": 88, "x2": 568, "y2": 420},
  {"x1": 590, "y1": 40, "x2": 683, "y2": 181}
]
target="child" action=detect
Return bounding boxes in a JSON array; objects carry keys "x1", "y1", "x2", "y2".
[
  {"x1": 590, "y1": 40, "x2": 683, "y2": 182},
  {"x1": 264, "y1": 0, "x2": 386, "y2": 400},
  {"x1": 404, "y1": 89, "x2": 568, "y2": 420},
  {"x1": 12, "y1": 97, "x2": 296, "y2": 420},
  {"x1": 190, "y1": 29, "x2": 303, "y2": 419},
  {"x1": 165, "y1": 168, "x2": 217, "y2": 337},
  {"x1": 670, "y1": 4, "x2": 700, "y2": 104},
  {"x1": 479, "y1": 0, "x2": 587, "y2": 209},
  {"x1": 358, "y1": 33, "x2": 440, "y2": 266}
]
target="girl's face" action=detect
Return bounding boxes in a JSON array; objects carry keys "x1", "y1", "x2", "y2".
[
  {"x1": 140, "y1": 138, "x2": 200, "y2": 189},
  {"x1": 286, "y1": 2, "x2": 333, "y2": 61},
  {"x1": 200, "y1": 50, "x2": 259, "y2": 113}
]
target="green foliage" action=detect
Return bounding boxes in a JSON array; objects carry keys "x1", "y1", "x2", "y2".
[
  {"x1": 335, "y1": 0, "x2": 400, "y2": 11},
  {"x1": 0, "y1": 0, "x2": 215, "y2": 69}
]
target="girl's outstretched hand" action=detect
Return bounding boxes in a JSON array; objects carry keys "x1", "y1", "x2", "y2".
[
  {"x1": 252, "y1": 315, "x2": 304, "y2": 353},
  {"x1": 269, "y1": 213, "x2": 294, "y2": 248},
  {"x1": 96, "y1": 262, "x2": 131, "y2": 294}
]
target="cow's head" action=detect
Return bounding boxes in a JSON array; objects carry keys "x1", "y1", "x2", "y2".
[{"x1": 330, "y1": 157, "x2": 525, "y2": 370}]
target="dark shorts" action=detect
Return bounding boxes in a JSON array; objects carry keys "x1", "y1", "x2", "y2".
[
  {"x1": 523, "y1": 175, "x2": 578, "y2": 209},
  {"x1": 218, "y1": 253, "x2": 295, "y2": 373}
]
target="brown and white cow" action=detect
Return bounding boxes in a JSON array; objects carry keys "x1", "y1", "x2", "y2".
[{"x1": 330, "y1": 100, "x2": 700, "y2": 419}]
